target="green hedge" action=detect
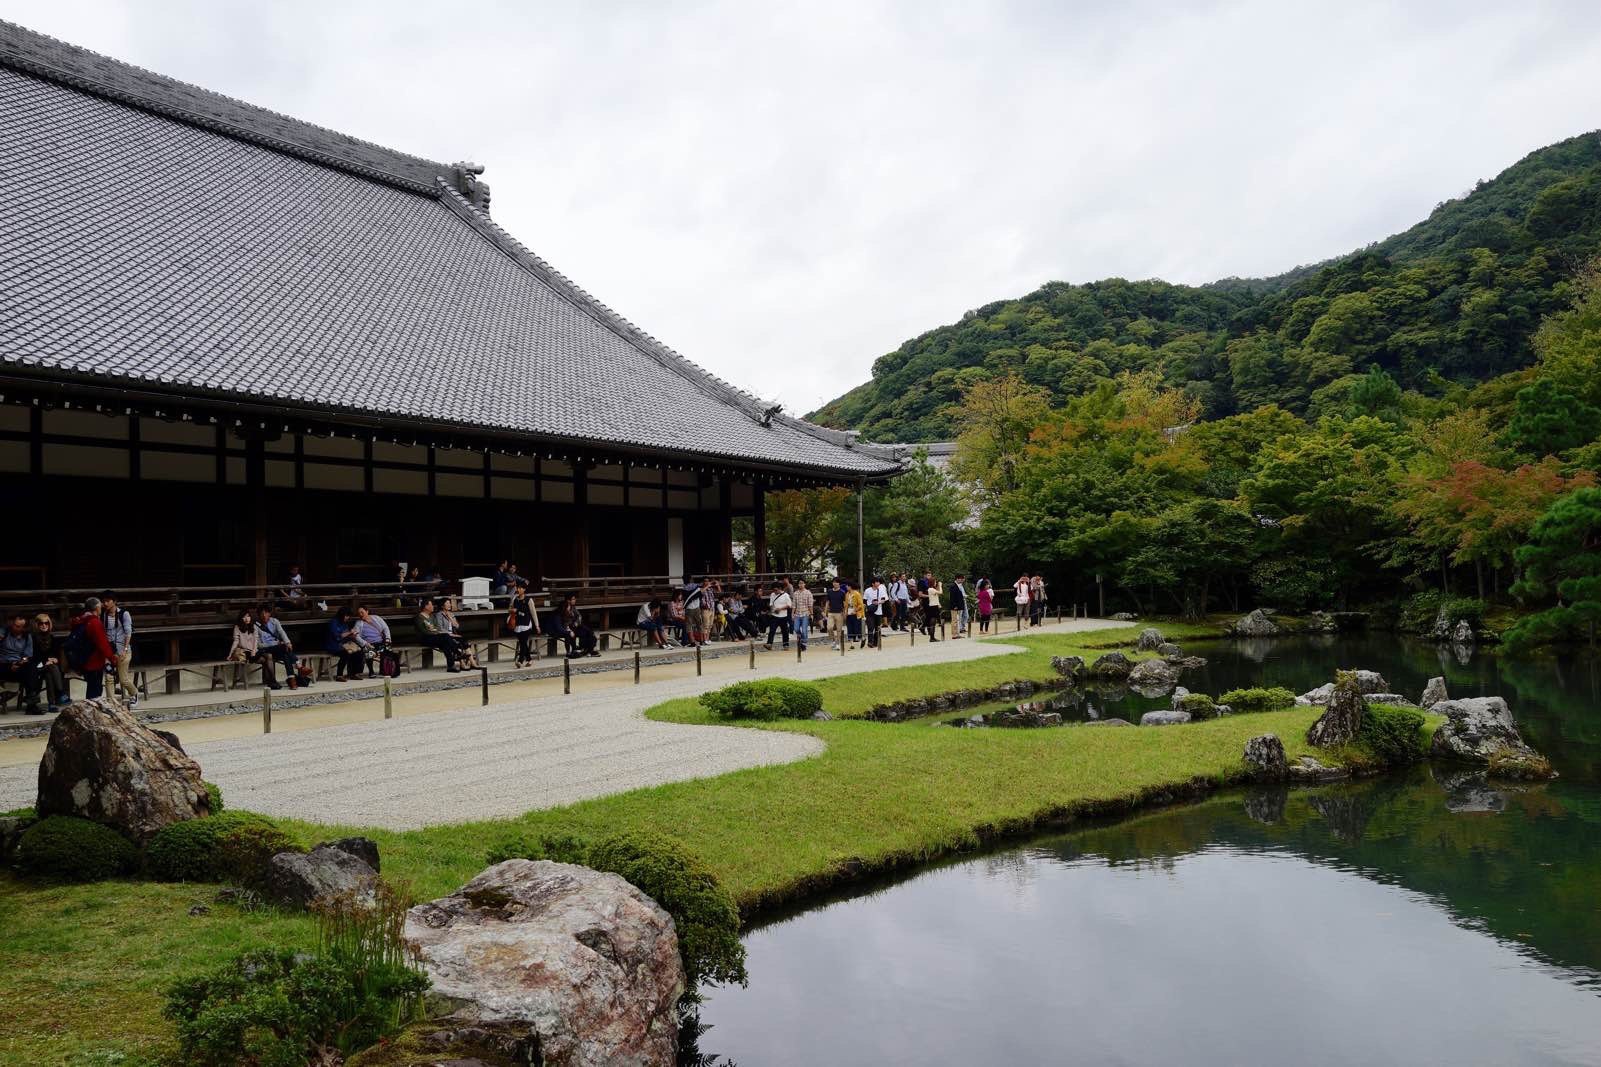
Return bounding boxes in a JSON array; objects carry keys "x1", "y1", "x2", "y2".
[
  {"x1": 1361, "y1": 704, "x2": 1429, "y2": 765},
  {"x1": 15, "y1": 816, "x2": 138, "y2": 882},
  {"x1": 1218, "y1": 687, "x2": 1297, "y2": 712},
  {"x1": 145, "y1": 811, "x2": 281, "y2": 883},
  {"x1": 1174, "y1": 693, "x2": 1218, "y2": 720},
  {"x1": 699, "y1": 678, "x2": 823, "y2": 721},
  {"x1": 203, "y1": 781, "x2": 224, "y2": 814}
]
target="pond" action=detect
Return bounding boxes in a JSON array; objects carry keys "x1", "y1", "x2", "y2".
[{"x1": 696, "y1": 635, "x2": 1601, "y2": 1065}]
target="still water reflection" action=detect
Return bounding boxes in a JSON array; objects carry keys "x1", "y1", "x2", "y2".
[{"x1": 699, "y1": 637, "x2": 1601, "y2": 1066}]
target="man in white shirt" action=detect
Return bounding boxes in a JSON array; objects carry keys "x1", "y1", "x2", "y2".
[
  {"x1": 764, "y1": 584, "x2": 794, "y2": 650},
  {"x1": 864, "y1": 578, "x2": 887, "y2": 648},
  {"x1": 891, "y1": 574, "x2": 910, "y2": 631}
]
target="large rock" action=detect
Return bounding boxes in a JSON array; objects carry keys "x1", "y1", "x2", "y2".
[
  {"x1": 1135, "y1": 628, "x2": 1165, "y2": 652},
  {"x1": 1243, "y1": 734, "x2": 1287, "y2": 780},
  {"x1": 1126, "y1": 658, "x2": 1179, "y2": 692},
  {"x1": 1349, "y1": 669, "x2": 1389, "y2": 694},
  {"x1": 1050, "y1": 655, "x2": 1086, "y2": 680},
  {"x1": 405, "y1": 859, "x2": 684, "y2": 1067},
  {"x1": 265, "y1": 844, "x2": 379, "y2": 908},
  {"x1": 1299, "y1": 682, "x2": 1335, "y2": 706},
  {"x1": 1420, "y1": 676, "x2": 1449, "y2": 709},
  {"x1": 1429, "y1": 697, "x2": 1553, "y2": 778},
  {"x1": 1157, "y1": 641, "x2": 1185, "y2": 660},
  {"x1": 1452, "y1": 619, "x2": 1476, "y2": 645},
  {"x1": 35, "y1": 698, "x2": 209, "y2": 844},
  {"x1": 1230, "y1": 609, "x2": 1279, "y2": 637},
  {"x1": 317, "y1": 836, "x2": 381, "y2": 873},
  {"x1": 1364, "y1": 693, "x2": 1417, "y2": 707},
  {"x1": 1140, "y1": 710, "x2": 1191, "y2": 726},
  {"x1": 1082, "y1": 717, "x2": 1132, "y2": 727},
  {"x1": 1089, "y1": 652, "x2": 1132, "y2": 680},
  {"x1": 1306, "y1": 675, "x2": 1365, "y2": 748}
]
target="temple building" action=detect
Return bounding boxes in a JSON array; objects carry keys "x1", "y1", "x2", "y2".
[{"x1": 0, "y1": 21, "x2": 899, "y2": 597}]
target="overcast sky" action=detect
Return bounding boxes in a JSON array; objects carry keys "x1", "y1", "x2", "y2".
[{"x1": 7, "y1": 1, "x2": 1601, "y2": 412}]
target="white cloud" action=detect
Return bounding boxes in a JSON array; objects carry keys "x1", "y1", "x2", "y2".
[{"x1": 6, "y1": 0, "x2": 1601, "y2": 411}]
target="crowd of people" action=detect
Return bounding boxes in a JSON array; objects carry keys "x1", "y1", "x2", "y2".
[{"x1": 0, "y1": 564, "x2": 1058, "y2": 714}]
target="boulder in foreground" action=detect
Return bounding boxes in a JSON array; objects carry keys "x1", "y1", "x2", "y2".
[
  {"x1": 1429, "y1": 697, "x2": 1554, "y2": 779},
  {"x1": 265, "y1": 844, "x2": 379, "y2": 908},
  {"x1": 1306, "y1": 675, "x2": 1365, "y2": 748},
  {"x1": 405, "y1": 859, "x2": 684, "y2": 1067},
  {"x1": 36, "y1": 698, "x2": 208, "y2": 844}
]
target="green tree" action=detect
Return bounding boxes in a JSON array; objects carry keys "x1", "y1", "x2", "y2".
[
  {"x1": 1506, "y1": 488, "x2": 1601, "y2": 648},
  {"x1": 1506, "y1": 378, "x2": 1601, "y2": 457}
]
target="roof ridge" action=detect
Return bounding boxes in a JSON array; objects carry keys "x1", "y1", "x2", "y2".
[
  {"x1": 433, "y1": 182, "x2": 896, "y2": 466},
  {"x1": 0, "y1": 19, "x2": 451, "y2": 193}
]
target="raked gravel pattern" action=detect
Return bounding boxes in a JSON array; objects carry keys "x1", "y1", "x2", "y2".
[{"x1": 0, "y1": 624, "x2": 1112, "y2": 829}]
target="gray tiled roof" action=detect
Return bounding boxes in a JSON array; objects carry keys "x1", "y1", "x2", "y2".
[{"x1": 0, "y1": 21, "x2": 898, "y2": 478}]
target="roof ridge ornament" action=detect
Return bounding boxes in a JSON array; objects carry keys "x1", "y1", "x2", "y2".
[{"x1": 450, "y1": 161, "x2": 491, "y2": 214}]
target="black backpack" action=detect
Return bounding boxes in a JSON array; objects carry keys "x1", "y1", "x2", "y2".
[{"x1": 63, "y1": 620, "x2": 92, "y2": 671}]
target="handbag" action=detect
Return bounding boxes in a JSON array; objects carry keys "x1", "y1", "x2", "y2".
[
  {"x1": 379, "y1": 648, "x2": 401, "y2": 678},
  {"x1": 340, "y1": 639, "x2": 361, "y2": 654}
]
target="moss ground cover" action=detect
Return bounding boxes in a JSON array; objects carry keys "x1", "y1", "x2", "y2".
[{"x1": 0, "y1": 622, "x2": 1313, "y2": 1065}]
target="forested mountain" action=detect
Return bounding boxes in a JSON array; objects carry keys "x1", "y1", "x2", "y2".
[{"x1": 811, "y1": 132, "x2": 1601, "y2": 442}]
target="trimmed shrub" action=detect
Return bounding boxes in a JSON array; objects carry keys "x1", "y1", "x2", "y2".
[
  {"x1": 1218, "y1": 687, "x2": 1297, "y2": 712},
  {"x1": 699, "y1": 678, "x2": 823, "y2": 721},
  {"x1": 203, "y1": 781, "x2": 224, "y2": 814},
  {"x1": 1174, "y1": 693, "x2": 1218, "y2": 719},
  {"x1": 216, "y1": 823, "x2": 301, "y2": 888},
  {"x1": 1361, "y1": 704, "x2": 1429, "y2": 765},
  {"x1": 145, "y1": 811, "x2": 277, "y2": 883},
  {"x1": 587, "y1": 831, "x2": 746, "y2": 989},
  {"x1": 1399, "y1": 591, "x2": 1486, "y2": 634},
  {"x1": 15, "y1": 816, "x2": 138, "y2": 882},
  {"x1": 485, "y1": 829, "x2": 591, "y2": 867}
]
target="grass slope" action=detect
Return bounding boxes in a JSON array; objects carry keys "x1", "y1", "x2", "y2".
[{"x1": 0, "y1": 623, "x2": 1321, "y2": 1065}]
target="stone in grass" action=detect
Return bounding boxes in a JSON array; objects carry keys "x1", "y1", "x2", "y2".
[
  {"x1": 316, "y1": 835, "x2": 381, "y2": 873},
  {"x1": 1306, "y1": 674, "x2": 1365, "y2": 748},
  {"x1": 1082, "y1": 718, "x2": 1132, "y2": 727},
  {"x1": 1135, "y1": 627, "x2": 1165, "y2": 652},
  {"x1": 265, "y1": 844, "x2": 378, "y2": 909},
  {"x1": 1140, "y1": 710, "x2": 1191, "y2": 726},
  {"x1": 1243, "y1": 734, "x2": 1287, "y2": 780},
  {"x1": 1090, "y1": 652, "x2": 1132, "y2": 680},
  {"x1": 405, "y1": 859, "x2": 683, "y2": 1067},
  {"x1": 1420, "y1": 676, "x2": 1449, "y2": 709},
  {"x1": 36, "y1": 698, "x2": 209, "y2": 844}
]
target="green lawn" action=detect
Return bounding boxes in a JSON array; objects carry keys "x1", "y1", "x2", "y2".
[{"x1": 0, "y1": 622, "x2": 1323, "y2": 1065}]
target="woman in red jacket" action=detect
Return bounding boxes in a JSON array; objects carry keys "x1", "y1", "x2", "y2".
[{"x1": 70, "y1": 596, "x2": 117, "y2": 700}]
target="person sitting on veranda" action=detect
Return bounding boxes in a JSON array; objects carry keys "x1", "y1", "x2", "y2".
[
  {"x1": 31, "y1": 613, "x2": 69, "y2": 708},
  {"x1": 226, "y1": 609, "x2": 268, "y2": 687},
  {"x1": 637, "y1": 600, "x2": 668, "y2": 649},
  {"x1": 2, "y1": 612, "x2": 43, "y2": 714},
  {"x1": 415, "y1": 596, "x2": 463, "y2": 672},
  {"x1": 436, "y1": 597, "x2": 478, "y2": 669},
  {"x1": 664, "y1": 592, "x2": 688, "y2": 645},
  {"x1": 553, "y1": 594, "x2": 599, "y2": 658},
  {"x1": 325, "y1": 609, "x2": 365, "y2": 681},
  {"x1": 354, "y1": 604, "x2": 392, "y2": 677},
  {"x1": 724, "y1": 594, "x2": 758, "y2": 640},
  {"x1": 255, "y1": 603, "x2": 301, "y2": 689}
]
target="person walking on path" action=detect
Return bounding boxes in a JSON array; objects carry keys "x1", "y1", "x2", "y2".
[
  {"x1": 949, "y1": 574, "x2": 969, "y2": 639},
  {"x1": 922, "y1": 573, "x2": 943, "y2": 641},
  {"x1": 826, "y1": 578, "x2": 847, "y2": 649},
  {"x1": 683, "y1": 579, "x2": 708, "y2": 647},
  {"x1": 977, "y1": 579, "x2": 994, "y2": 634},
  {"x1": 100, "y1": 592, "x2": 136, "y2": 707},
  {"x1": 66, "y1": 597, "x2": 116, "y2": 700},
  {"x1": 844, "y1": 581, "x2": 866, "y2": 648},
  {"x1": 1030, "y1": 574, "x2": 1047, "y2": 627},
  {"x1": 865, "y1": 576, "x2": 888, "y2": 648},
  {"x1": 1013, "y1": 573, "x2": 1032, "y2": 624},
  {"x1": 791, "y1": 579, "x2": 814, "y2": 652},
  {"x1": 765, "y1": 584, "x2": 794, "y2": 650},
  {"x1": 510, "y1": 586, "x2": 540, "y2": 667},
  {"x1": 890, "y1": 573, "x2": 910, "y2": 631}
]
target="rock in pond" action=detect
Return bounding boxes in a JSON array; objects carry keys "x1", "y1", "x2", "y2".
[
  {"x1": 36, "y1": 697, "x2": 209, "y2": 843},
  {"x1": 265, "y1": 843, "x2": 379, "y2": 909},
  {"x1": 1420, "y1": 676, "x2": 1449, "y2": 709},
  {"x1": 404, "y1": 859, "x2": 684, "y2": 1067},
  {"x1": 1126, "y1": 658, "x2": 1179, "y2": 692},
  {"x1": 1135, "y1": 627, "x2": 1165, "y2": 651},
  {"x1": 1429, "y1": 697, "x2": 1553, "y2": 779},
  {"x1": 1230, "y1": 608, "x2": 1279, "y2": 637},
  {"x1": 1306, "y1": 675, "x2": 1365, "y2": 748},
  {"x1": 1140, "y1": 710, "x2": 1191, "y2": 726},
  {"x1": 1243, "y1": 734, "x2": 1287, "y2": 780},
  {"x1": 1157, "y1": 641, "x2": 1185, "y2": 659},
  {"x1": 1090, "y1": 652, "x2": 1132, "y2": 680},
  {"x1": 1452, "y1": 619, "x2": 1476, "y2": 645}
]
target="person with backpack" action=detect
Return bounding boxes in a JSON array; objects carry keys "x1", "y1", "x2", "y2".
[
  {"x1": 682, "y1": 579, "x2": 706, "y2": 647},
  {"x1": 100, "y1": 592, "x2": 136, "y2": 707},
  {"x1": 66, "y1": 597, "x2": 116, "y2": 700}
]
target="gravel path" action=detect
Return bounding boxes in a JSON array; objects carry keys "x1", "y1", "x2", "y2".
[{"x1": 0, "y1": 622, "x2": 1113, "y2": 829}]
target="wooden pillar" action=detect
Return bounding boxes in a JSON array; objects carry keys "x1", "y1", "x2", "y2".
[
  {"x1": 246, "y1": 435, "x2": 267, "y2": 593},
  {"x1": 752, "y1": 479, "x2": 767, "y2": 574},
  {"x1": 718, "y1": 477, "x2": 733, "y2": 573},
  {"x1": 575, "y1": 465, "x2": 591, "y2": 578}
]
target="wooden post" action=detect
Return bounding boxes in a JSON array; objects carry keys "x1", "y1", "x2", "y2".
[
  {"x1": 752, "y1": 480, "x2": 767, "y2": 573},
  {"x1": 634, "y1": 651, "x2": 641, "y2": 684},
  {"x1": 262, "y1": 688, "x2": 272, "y2": 734},
  {"x1": 383, "y1": 678, "x2": 393, "y2": 719},
  {"x1": 696, "y1": 645, "x2": 703, "y2": 676},
  {"x1": 750, "y1": 641, "x2": 756, "y2": 670},
  {"x1": 480, "y1": 666, "x2": 489, "y2": 705},
  {"x1": 563, "y1": 657, "x2": 571, "y2": 694}
]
